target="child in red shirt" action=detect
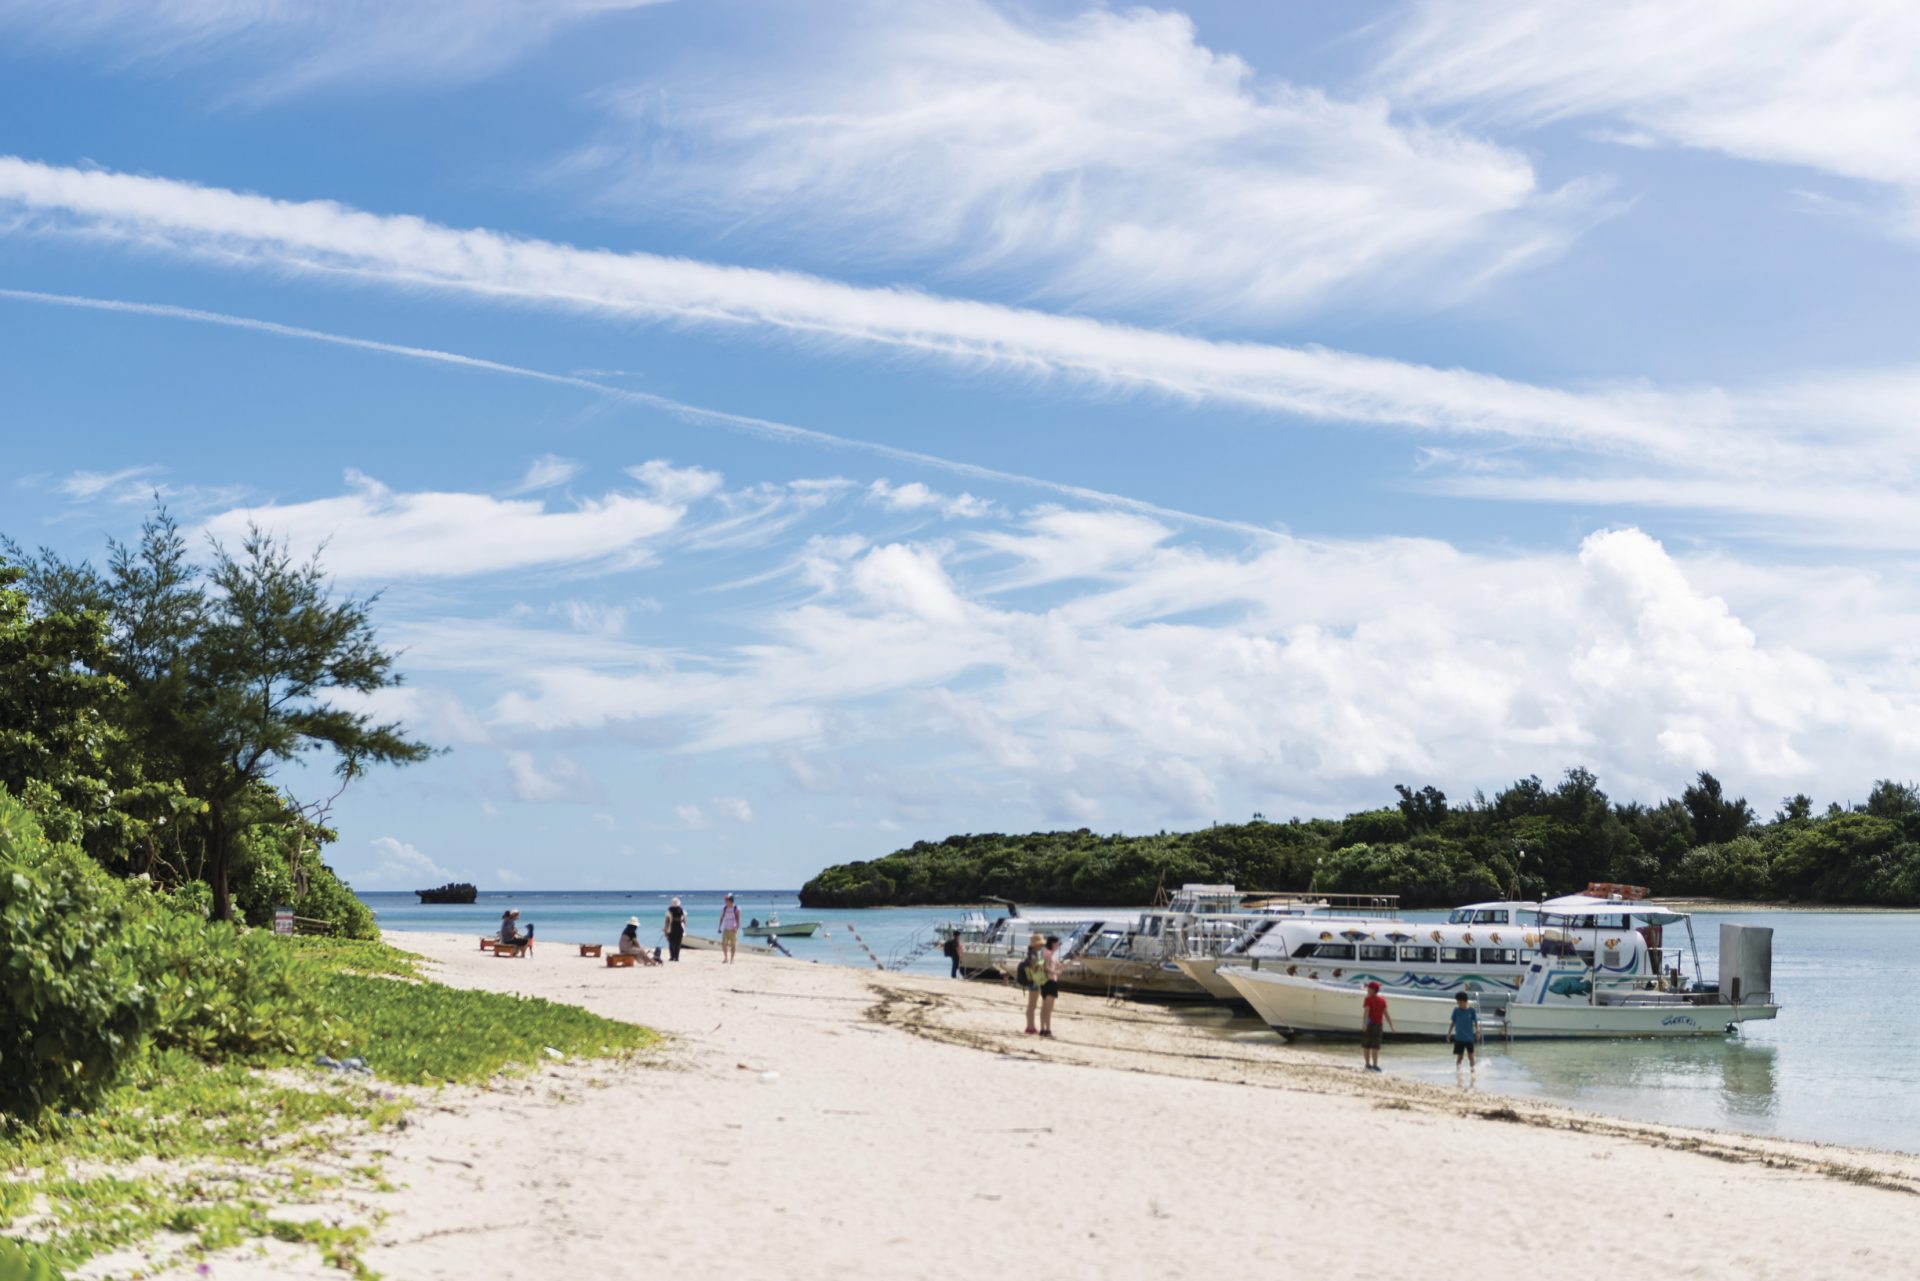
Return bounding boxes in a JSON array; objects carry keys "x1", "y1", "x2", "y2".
[{"x1": 1361, "y1": 981, "x2": 1394, "y2": 1072}]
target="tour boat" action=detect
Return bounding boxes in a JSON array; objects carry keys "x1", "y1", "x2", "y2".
[
  {"x1": 1188, "y1": 888, "x2": 1680, "y2": 1013},
  {"x1": 1223, "y1": 908, "x2": 1779, "y2": 1040}
]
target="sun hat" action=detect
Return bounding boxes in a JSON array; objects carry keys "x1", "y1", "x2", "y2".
[
  {"x1": 626, "y1": 916, "x2": 640, "y2": 927},
  {"x1": 671, "y1": 897, "x2": 681, "y2": 906}
]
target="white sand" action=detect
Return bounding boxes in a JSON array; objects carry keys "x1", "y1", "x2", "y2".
[{"x1": 121, "y1": 932, "x2": 1920, "y2": 1279}]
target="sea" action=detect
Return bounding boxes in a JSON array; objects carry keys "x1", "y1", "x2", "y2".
[{"x1": 360, "y1": 890, "x2": 1920, "y2": 1157}]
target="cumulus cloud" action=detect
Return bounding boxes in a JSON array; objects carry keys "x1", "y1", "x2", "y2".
[
  {"x1": 484, "y1": 514, "x2": 1920, "y2": 817},
  {"x1": 196, "y1": 469, "x2": 692, "y2": 580},
  {"x1": 599, "y1": 2, "x2": 1594, "y2": 318},
  {"x1": 868, "y1": 479, "x2": 998, "y2": 520},
  {"x1": 0, "y1": 0, "x2": 663, "y2": 100},
  {"x1": 1376, "y1": 2, "x2": 1920, "y2": 234},
  {"x1": 346, "y1": 836, "x2": 457, "y2": 890}
]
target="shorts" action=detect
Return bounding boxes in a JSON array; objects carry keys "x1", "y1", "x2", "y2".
[
  {"x1": 1452, "y1": 1039, "x2": 1475, "y2": 1057},
  {"x1": 722, "y1": 928, "x2": 739, "y2": 943},
  {"x1": 1040, "y1": 981, "x2": 1060, "y2": 998},
  {"x1": 1361, "y1": 1022, "x2": 1383, "y2": 1049}
]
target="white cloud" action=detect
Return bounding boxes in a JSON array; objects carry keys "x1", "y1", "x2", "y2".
[
  {"x1": 627, "y1": 459, "x2": 725, "y2": 507},
  {"x1": 197, "y1": 469, "x2": 690, "y2": 580},
  {"x1": 482, "y1": 513, "x2": 1920, "y2": 816},
  {"x1": 509, "y1": 454, "x2": 581, "y2": 495},
  {"x1": 1, "y1": 0, "x2": 663, "y2": 100},
  {"x1": 868, "y1": 479, "x2": 998, "y2": 520},
  {"x1": 711, "y1": 795, "x2": 755, "y2": 824},
  {"x1": 12, "y1": 167, "x2": 1920, "y2": 548},
  {"x1": 346, "y1": 835, "x2": 457, "y2": 890},
  {"x1": 57, "y1": 464, "x2": 161, "y2": 499},
  {"x1": 1376, "y1": 2, "x2": 1920, "y2": 232},
  {"x1": 673, "y1": 803, "x2": 707, "y2": 830},
  {"x1": 493, "y1": 867, "x2": 525, "y2": 887},
  {"x1": 504, "y1": 750, "x2": 602, "y2": 804},
  {"x1": 601, "y1": 2, "x2": 1593, "y2": 318}
]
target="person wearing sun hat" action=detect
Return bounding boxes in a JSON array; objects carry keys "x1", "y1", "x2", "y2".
[
  {"x1": 619, "y1": 915, "x2": 644, "y2": 957},
  {"x1": 663, "y1": 898, "x2": 687, "y2": 962},
  {"x1": 1360, "y1": 980, "x2": 1393, "y2": 1072}
]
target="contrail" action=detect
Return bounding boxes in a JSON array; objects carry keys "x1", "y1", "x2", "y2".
[{"x1": 0, "y1": 285, "x2": 1277, "y2": 539}]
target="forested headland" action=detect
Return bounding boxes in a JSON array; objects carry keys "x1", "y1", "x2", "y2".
[{"x1": 799, "y1": 770, "x2": 1920, "y2": 909}]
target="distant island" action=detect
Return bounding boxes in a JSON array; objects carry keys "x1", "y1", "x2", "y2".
[
  {"x1": 798, "y1": 769, "x2": 1920, "y2": 909},
  {"x1": 416, "y1": 881, "x2": 478, "y2": 904}
]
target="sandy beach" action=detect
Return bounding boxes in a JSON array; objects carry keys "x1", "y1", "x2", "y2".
[{"x1": 112, "y1": 931, "x2": 1920, "y2": 1280}]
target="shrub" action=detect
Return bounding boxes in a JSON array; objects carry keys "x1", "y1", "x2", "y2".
[
  {"x1": 0, "y1": 793, "x2": 156, "y2": 1123},
  {"x1": 136, "y1": 906, "x2": 332, "y2": 1062},
  {"x1": 297, "y1": 859, "x2": 377, "y2": 940}
]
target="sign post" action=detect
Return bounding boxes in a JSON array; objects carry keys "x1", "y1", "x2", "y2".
[{"x1": 273, "y1": 906, "x2": 294, "y2": 936}]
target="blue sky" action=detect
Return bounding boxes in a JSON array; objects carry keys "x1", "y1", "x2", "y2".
[{"x1": 5, "y1": 1, "x2": 1920, "y2": 891}]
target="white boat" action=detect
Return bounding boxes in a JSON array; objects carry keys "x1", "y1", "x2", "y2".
[
  {"x1": 1224, "y1": 918, "x2": 1779, "y2": 1041},
  {"x1": 682, "y1": 932, "x2": 779, "y2": 955},
  {"x1": 1201, "y1": 887, "x2": 1682, "y2": 1012},
  {"x1": 744, "y1": 913, "x2": 821, "y2": 938}
]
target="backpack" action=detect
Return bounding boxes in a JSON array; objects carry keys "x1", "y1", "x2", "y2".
[{"x1": 1020, "y1": 954, "x2": 1046, "y2": 988}]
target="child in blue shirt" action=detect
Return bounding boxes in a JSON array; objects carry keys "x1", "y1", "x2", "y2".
[{"x1": 1450, "y1": 992, "x2": 1479, "y2": 1075}]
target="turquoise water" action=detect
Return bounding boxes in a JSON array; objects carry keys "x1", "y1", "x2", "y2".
[{"x1": 362, "y1": 893, "x2": 1920, "y2": 1156}]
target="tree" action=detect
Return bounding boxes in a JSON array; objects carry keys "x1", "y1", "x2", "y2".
[
  {"x1": 185, "y1": 527, "x2": 435, "y2": 920},
  {"x1": 1682, "y1": 771, "x2": 1752, "y2": 845},
  {"x1": 6, "y1": 508, "x2": 433, "y2": 920}
]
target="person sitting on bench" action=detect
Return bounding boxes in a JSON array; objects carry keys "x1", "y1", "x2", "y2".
[
  {"x1": 618, "y1": 916, "x2": 657, "y2": 964},
  {"x1": 499, "y1": 908, "x2": 532, "y2": 951}
]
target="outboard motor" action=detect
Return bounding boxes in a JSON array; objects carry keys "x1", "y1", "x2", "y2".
[{"x1": 1718, "y1": 923, "x2": 1774, "y2": 1006}]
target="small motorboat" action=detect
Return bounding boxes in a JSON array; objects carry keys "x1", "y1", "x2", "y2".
[{"x1": 743, "y1": 913, "x2": 821, "y2": 938}]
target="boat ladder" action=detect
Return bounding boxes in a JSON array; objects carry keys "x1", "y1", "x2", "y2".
[{"x1": 885, "y1": 923, "x2": 947, "y2": 972}]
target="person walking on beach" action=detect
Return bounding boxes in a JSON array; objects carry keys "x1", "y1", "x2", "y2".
[
  {"x1": 1450, "y1": 991, "x2": 1479, "y2": 1078},
  {"x1": 1020, "y1": 937, "x2": 1046, "y2": 1034},
  {"x1": 1361, "y1": 980, "x2": 1393, "y2": 1071},
  {"x1": 1038, "y1": 935, "x2": 1062, "y2": 1038},
  {"x1": 718, "y1": 893, "x2": 742, "y2": 963},
  {"x1": 663, "y1": 898, "x2": 686, "y2": 962},
  {"x1": 941, "y1": 932, "x2": 963, "y2": 979}
]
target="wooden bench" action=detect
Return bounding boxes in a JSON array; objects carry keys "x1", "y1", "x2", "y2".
[
  {"x1": 579, "y1": 943, "x2": 604, "y2": 958},
  {"x1": 605, "y1": 952, "x2": 637, "y2": 968},
  {"x1": 479, "y1": 934, "x2": 500, "y2": 950},
  {"x1": 492, "y1": 940, "x2": 530, "y2": 958}
]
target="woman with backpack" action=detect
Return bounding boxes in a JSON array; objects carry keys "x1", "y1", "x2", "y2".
[{"x1": 1020, "y1": 937, "x2": 1046, "y2": 1035}]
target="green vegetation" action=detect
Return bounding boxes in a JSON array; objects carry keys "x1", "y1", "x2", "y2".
[
  {"x1": 0, "y1": 798, "x2": 655, "y2": 1274},
  {"x1": 0, "y1": 515, "x2": 657, "y2": 1276},
  {"x1": 3, "y1": 508, "x2": 432, "y2": 931},
  {"x1": 800, "y1": 769, "x2": 1920, "y2": 908}
]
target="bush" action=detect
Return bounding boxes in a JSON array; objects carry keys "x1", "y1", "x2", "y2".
[
  {"x1": 297, "y1": 859, "x2": 377, "y2": 940},
  {"x1": 0, "y1": 793, "x2": 156, "y2": 1123},
  {"x1": 136, "y1": 904, "x2": 332, "y2": 1062}
]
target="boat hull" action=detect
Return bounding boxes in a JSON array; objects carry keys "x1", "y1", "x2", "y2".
[
  {"x1": 1224, "y1": 968, "x2": 1778, "y2": 1040},
  {"x1": 744, "y1": 922, "x2": 821, "y2": 938},
  {"x1": 1170, "y1": 957, "x2": 1249, "y2": 1003}
]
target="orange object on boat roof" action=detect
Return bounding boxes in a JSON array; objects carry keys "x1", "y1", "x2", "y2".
[{"x1": 1585, "y1": 882, "x2": 1650, "y2": 901}]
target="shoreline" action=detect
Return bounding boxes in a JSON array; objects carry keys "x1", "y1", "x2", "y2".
[{"x1": 123, "y1": 929, "x2": 1920, "y2": 1279}]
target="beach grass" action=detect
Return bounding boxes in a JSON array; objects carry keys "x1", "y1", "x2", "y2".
[{"x1": 0, "y1": 936, "x2": 656, "y2": 1278}]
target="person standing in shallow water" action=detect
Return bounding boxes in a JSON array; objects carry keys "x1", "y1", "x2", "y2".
[
  {"x1": 1450, "y1": 991, "x2": 1479, "y2": 1079},
  {"x1": 718, "y1": 893, "x2": 742, "y2": 963},
  {"x1": 663, "y1": 898, "x2": 686, "y2": 962}
]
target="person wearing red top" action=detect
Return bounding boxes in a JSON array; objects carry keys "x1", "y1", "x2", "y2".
[{"x1": 1360, "y1": 981, "x2": 1394, "y2": 1072}]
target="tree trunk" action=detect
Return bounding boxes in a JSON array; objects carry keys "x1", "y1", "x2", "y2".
[{"x1": 209, "y1": 801, "x2": 233, "y2": 922}]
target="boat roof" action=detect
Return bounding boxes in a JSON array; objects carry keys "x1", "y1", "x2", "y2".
[{"x1": 1539, "y1": 893, "x2": 1686, "y2": 925}]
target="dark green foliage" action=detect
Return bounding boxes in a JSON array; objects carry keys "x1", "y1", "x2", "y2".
[
  {"x1": 0, "y1": 1237, "x2": 66, "y2": 1281},
  {"x1": 803, "y1": 767, "x2": 1920, "y2": 909},
  {"x1": 0, "y1": 796, "x2": 156, "y2": 1121}
]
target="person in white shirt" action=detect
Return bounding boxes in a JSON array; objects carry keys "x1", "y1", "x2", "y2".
[{"x1": 718, "y1": 893, "x2": 742, "y2": 963}]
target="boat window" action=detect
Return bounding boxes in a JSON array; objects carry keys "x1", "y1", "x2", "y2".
[
  {"x1": 1472, "y1": 909, "x2": 1509, "y2": 925},
  {"x1": 1439, "y1": 946, "x2": 1475, "y2": 964},
  {"x1": 1479, "y1": 948, "x2": 1517, "y2": 965},
  {"x1": 1296, "y1": 943, "x2": 1354, "y2": 959},
  {"x1": 1357, "y1": 944, "x2": 1395, "y2": 961},
  {"x1": 1446, "y1": 909, "x2": 1472, "y2": 925},
  {"x1": 1399, "y1": 945, "x2": 1437, "y2": 963}
]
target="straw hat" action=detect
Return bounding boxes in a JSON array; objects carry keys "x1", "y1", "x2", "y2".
[{"x1": 626, "y1": 916, "x2": 640, "y2": 927}]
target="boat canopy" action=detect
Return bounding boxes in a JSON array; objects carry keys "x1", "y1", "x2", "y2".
[{"x1": 1538, "y1": 893, "x2": 1687, "y2": 926}]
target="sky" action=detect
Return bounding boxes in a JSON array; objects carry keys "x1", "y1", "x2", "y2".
[{"x1": 5, "y1": 1, "x2": 1920, "y2": 892}]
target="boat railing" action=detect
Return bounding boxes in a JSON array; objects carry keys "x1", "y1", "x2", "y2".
[{"x1": 1242, "y1": 890, "x2": 1401, "y2": 917}]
